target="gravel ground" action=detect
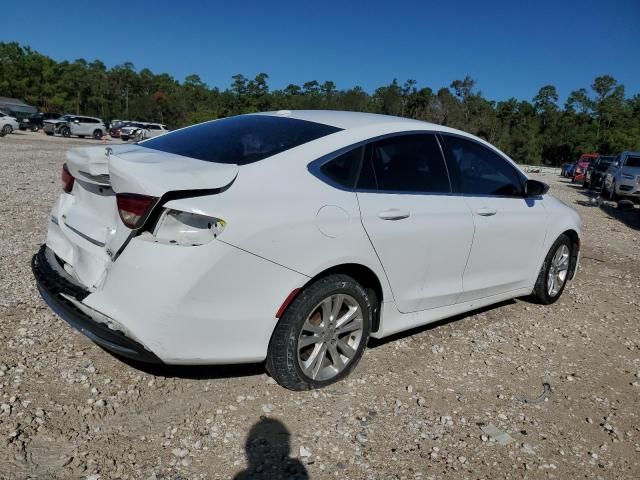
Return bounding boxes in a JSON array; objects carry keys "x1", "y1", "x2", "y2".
[{"x1": 1, "y1": 131, "x2": 639, "y2": 480}]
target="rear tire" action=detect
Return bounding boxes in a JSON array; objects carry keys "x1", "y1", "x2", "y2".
[
  {"x1": 529, "y1": 234, "x2": 572, "y2": 305},
  {"x1": 2, "y1": 125, "x2": 13, "y2": 135},
  {"x1": 93, "y1": 129, "x2": 103, "y2": 140},
  {"x1": 266, "y1": 274, "x2": 372, "y2": 391}
]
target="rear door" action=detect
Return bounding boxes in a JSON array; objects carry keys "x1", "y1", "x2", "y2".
[
  {"x1": 440, "y1": 134, "x2": 548, "y2": 301},
  {"x1": 356, "y1": 133, "x2": 474, "y2": 313}
]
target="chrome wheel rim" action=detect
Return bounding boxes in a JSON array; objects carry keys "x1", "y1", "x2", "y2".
[
  {"x1": 547, "y1": 244, "x2": 570, "y2": 297},
  {"x1": 297, "y1": 294, "x2": 364, "y2": 381}
]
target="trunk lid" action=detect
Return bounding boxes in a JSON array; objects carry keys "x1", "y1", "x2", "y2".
[{"x1": 55, "y1": 145, "x2": 238, "y2": 289}]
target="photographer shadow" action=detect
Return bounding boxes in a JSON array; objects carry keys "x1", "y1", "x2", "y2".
[{"x1": 234, "y1": 417, "x2": 309, "y2": 480}]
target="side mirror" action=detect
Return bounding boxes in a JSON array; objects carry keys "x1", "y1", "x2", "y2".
[{"x1": 524, "y1": 179, "x2": 549, "y2": 197}]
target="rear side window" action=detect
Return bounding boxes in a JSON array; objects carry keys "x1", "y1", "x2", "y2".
[
  {"x1": 142, "y1": 115, "x2": 341, "y2": 165},
  {"x1": 358, "y1": 134, "x2": 451, "y2": 193},
  {"x1": 442, "y1": 135, "x2": 524, "y2": 196},
  {"x1": 320, "y1": 147, "x2": 363, "y2": 188}
]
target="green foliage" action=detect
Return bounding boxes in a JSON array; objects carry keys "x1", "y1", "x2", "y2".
[{"x1": 1, "y1": 42, "x2": 638, "y2": 166}]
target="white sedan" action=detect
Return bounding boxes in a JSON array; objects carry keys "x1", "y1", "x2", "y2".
[
  {"x1": 32, "y1": 111, "x2": 581, "y2": 390},
  {"x1": 0, "y1": 111, "x2": 20, "y2": 136}
]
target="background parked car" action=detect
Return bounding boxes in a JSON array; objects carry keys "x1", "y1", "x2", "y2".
[
  {"x1": 572, "y1": 153, "x2": 598, "y2": 183},
  {"x1": 0, "y1": 111, "x2": 20, "y2": 136},
  {"x1": 142, "y1": 123, "x2": 169, "y2": 139},
  {"x1": 119, "y1": 122, "x2": 148, "y2": 141},
  {"x1": 44, "y1": 115, "x2": 107, "y2": 139},
  {"x1": 0, "y1": 97, "x2": 38, "y2": 130},
  {"x1": 108, "y1": 120, "x2": 133, "y2": 138},
  {"x1": 120, "y1": 122, "x2": 169, "y2": 141},
  {"x1": 583, "y1": 155, "x2": 615, "y2": 190},
  {"x1": 29, "y1": 112, "x2": 64, "y2": 131},
  {"x1": 601, "y1": 151, "x2": 640, "y2": 202}
]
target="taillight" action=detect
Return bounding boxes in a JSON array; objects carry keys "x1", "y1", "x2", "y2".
[
  {"x1": 116, "y1": 193, "x2": 157, "y2": 229},
  {"x1": 61, "y1": 163, "x2": 75, "y2": 193}
]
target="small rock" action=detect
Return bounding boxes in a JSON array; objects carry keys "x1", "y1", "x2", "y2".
[
  {"x1": 172, "y1": 448, "x2": 189, "y2": 458},
  {"x1": 299, "y1": 446, "x2": 312, "y2": 457}
]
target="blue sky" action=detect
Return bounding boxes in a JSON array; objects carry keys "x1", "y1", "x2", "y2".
[{"x1": 2, "y1": 0, "x2": 639, "y2": 102}]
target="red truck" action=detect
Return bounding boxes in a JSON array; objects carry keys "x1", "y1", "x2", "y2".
[{"x1": 572, "y1": 153, "x2": 599, "y2": 183}]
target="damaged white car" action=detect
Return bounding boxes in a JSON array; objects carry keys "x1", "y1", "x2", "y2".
[{"x1": 33, "y1": 111, "x2": 582, "y2": 390}]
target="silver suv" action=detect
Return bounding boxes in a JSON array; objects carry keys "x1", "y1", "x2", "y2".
[{"x1": 601, "y1": 152, "x2": 640, "y2": 202}]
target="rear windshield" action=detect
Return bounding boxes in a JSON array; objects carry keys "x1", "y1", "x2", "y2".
[{"x1": 141, "y1": 115, "x2": 342, "y2": 165}]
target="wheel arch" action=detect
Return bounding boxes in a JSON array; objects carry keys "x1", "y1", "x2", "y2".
[
  {"x1": 280, "y1": 263, "x2": 385, "y2": 334},
  {"x1": 561, "y1": 228, "x2": 580, "y2": 280}
]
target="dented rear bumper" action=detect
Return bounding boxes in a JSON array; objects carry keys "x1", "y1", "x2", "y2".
[{"x1": 32, "y1": 245, "x2": 162, "y2": 363}]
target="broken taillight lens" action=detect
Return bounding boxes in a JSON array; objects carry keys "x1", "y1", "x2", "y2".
[
  {"x1": 116, "y1": 193, "x2": 157, "y2": 229},
  {"x1": 61, "y1": 163, "x2": 75, "y2": 193}
]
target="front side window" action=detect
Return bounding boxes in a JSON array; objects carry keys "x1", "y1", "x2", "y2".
[
  {"x1": 442, "y1": 135, "x2": 524, "y2": 196},
  {"x1": 143, "y1": 115, "x2": 342, "y2": 165},
  {"x1": 358, "y1": 134, "x2": 450, "y2": 193},
  {"x1": 624, "y1": 156, "x2": 640, "y2": 168}
]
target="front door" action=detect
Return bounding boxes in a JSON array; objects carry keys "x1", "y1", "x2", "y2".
[{"x1": 440, "y1": 134, "x2": 548, "y2": 301}]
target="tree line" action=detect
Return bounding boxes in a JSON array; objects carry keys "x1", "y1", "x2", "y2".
[{"x1": 1, "y1": 41, "x2": 639, "y2": 166}]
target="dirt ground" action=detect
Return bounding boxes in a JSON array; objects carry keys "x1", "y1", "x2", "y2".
[{"x1": 1, "y1": 131, "x2": 639, "y2": 480}]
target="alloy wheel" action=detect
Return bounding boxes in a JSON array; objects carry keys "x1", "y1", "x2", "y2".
[
  {"x1": 297, "y1": 294, "x2": 364, "y2": 381},
  {"x1": 547, "y1": 244, "x2": 570, "y2": 297}
]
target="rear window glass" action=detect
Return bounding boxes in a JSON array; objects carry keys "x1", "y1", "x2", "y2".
[{"x1": 142, "y1": 115, "x2": 342, "y2": 165}]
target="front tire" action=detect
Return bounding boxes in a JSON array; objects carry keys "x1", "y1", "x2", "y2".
[
  {"x1": 529, "y1": 234, "x2": 572, "y2": 305},
  {"x1": 267, "y1": 274, "x2": 372, "y2": 390},
  {"x1": 60, "y1": 126, "x2": 71, "y2": 138},
  {"x1": 2, "y1": 125, "x2": 13, "y2": 135}
]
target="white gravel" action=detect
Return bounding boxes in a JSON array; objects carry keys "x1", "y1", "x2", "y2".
[{"x1": 1, "y1": 130, "x2": 639, "y2": 479}]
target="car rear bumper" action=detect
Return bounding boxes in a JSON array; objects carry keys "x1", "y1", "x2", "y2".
[{"x1": 32, "y1": 244, "x2": 163, "y2": 363}]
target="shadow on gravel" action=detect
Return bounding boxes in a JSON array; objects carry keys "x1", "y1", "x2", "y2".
[
  {"x1": 234, "y1": 417, "x2": 309, "y2": 480},
  {"x1": 599, "y1": 201, "x2": 640, "y2": 230},
  {"x1": 368, "y1": 299, "x2": 516, "y2": 349}
]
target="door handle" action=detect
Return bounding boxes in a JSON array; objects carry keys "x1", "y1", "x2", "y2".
[
  {"x1": 378, "y1": 209, "x2": 410, "y2": 220},
  {"x1": 475, "y1": 207, "x2": 497, "y2": 217}
]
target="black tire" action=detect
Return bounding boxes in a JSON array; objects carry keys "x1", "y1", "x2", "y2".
[
  {"x1": 529, "y1": 234, "x2": 573, "y2": 305},
  {"x1": 45, "y1": 131, "x2": 54, "y2": 136},
  {"x1": 93, "y1": 129, "x2": 103, "y2": 140},
  {"x1": 61, "y1": 127, "x2": 71, "y2": 138},
  {"x1": 266, "y1": 274, "x2": 372, "y2": 391},
  {"x1": 2, "y1": 125, "x2": 13, "y2": 135},
  {"x1": 30, "y1": 124, "x2": 39, "y2": 132},
  {"x1": 78, "y1": 135, "x2": 85, "y2": 139}
]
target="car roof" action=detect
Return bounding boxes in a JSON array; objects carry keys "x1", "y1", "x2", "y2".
[{"x1": 256, "y1": 110, "x2": 448, "y2": 131}]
